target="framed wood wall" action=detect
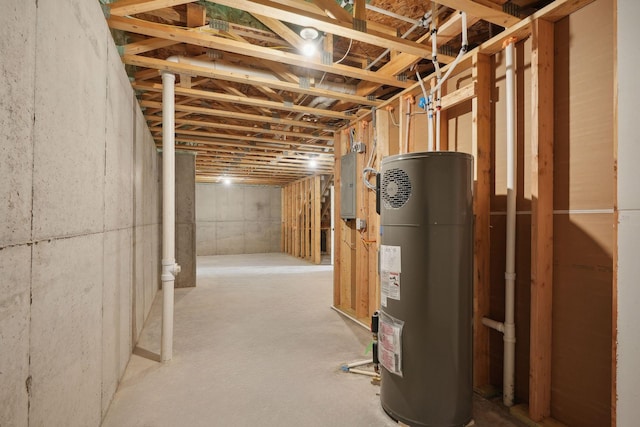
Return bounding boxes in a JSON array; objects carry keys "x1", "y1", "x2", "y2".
[
  {"x1": 331, "y1": 1, "x2": 614, "y2": 426},
  {"x1": 282, "y1": 175, "x2": 321, "y2": 264}
]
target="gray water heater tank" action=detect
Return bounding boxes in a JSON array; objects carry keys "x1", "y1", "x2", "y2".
[{"x1": 378, "y1": 151, "x2": 474, "y2": 427}]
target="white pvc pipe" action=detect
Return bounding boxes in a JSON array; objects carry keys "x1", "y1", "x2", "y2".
[
  {"x1": 348, "y1": 369, "x2": 379, "y2": 378},
  {"x1": 415, "y1": 11, "x2": 468, "y2": 151},
  {"x1": 427, "y1": 98, "x2": 434, "y2": 151},
  {"x1": 430, "y1": 22, "x2": 441, "y2": 152},
  {"x1": 404, "y1": 96, "x2": 411, "y2": 153},
  {"x1": 345, "y1": 359, "x2": 373, "y2": 369},
  {"x1": 479, "y1": 38, "x2": 517, "y2": 407},
  {"x1": 503, "y1": 38, "x2": 517, "y2": 408},
  {"x1": 482, "y1": 317, "x2": 505, "y2": 333},
  {"x1": 161, "y1": 64, "x2": 181, "y2": 363},
  {"x1": 435, "y1": 87, "x2": 441, "y2": 151}
]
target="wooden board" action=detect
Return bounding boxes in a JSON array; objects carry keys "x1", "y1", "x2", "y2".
[{"x1": 472, "y1": 52, "x2": 493, "y2": 390}]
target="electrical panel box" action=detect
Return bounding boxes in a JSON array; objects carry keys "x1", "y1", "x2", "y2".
[{"x1": 340, "y1": 152, "x2": 357, "y2": 219}]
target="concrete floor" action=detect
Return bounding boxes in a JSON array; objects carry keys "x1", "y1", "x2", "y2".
[{"x1": 102, "y1": 253, "x2": 526, "y2": 427}]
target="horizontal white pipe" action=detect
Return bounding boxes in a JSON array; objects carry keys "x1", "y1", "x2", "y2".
[
  {"x1": 345, "y1": 359, "x2": 374, "y2": 368},
  {"x1": 482, "y1": 317, "x2": 505, "y2": 333},
  {"x1": 348, "y1": 369, "x2": 380, "y2": 377}
]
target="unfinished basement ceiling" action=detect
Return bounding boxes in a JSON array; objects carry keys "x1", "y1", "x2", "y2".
[{"x1": 104, "y1": 0, "x2": 549, "y2": 185}]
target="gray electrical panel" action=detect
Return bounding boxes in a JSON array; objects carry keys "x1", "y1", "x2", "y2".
[{"x1": 340, "y1": 152, "x2": 357, "y2": 219}]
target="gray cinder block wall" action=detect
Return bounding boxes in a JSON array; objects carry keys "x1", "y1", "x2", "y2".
[
  {"x1": 0, "y1": 1, "x2": 161, "y2": 426},
  {"x1": 196, "y1": 183, "x2": 282, "y2": 255}
]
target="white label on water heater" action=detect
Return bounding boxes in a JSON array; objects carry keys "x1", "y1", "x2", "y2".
[
  {"x1": 378, "y1": 311, "x2": 403, "y2": 376},
  {"x1": 380, "y1": 245, "x2": 401, "y2": 307},
  {"x1": 381, "y1": 271, "x2": 400, "y2": 307},
  {"x1": 380, "y1": 245, "x2": 401, "y2": 272}
]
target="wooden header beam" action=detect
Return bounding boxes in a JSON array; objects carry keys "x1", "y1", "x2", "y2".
[{"x1": 122, "y1": 54, "x2": 381, "y2": 107}]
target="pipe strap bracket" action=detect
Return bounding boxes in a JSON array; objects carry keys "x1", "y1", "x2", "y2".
[{"x1": 505, "y1": 272, "x2": 516, "y2": 280}]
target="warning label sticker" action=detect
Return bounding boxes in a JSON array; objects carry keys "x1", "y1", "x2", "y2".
[
  {"x1": 378, "y1": 311, "x2": 403, "y2": 376},
  {"x1": 380, "y1": 271, "x2": 400, "y2": 307},
  {"x1": 380, "y1": 245, "x2": 401, "y2": 308}
]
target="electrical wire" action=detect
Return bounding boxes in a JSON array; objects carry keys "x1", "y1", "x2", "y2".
[{"x1": 334, "y1": 38, "x2": 354, "y2": 65}]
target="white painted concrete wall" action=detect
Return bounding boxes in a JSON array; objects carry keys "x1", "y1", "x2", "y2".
[
  {"x1": 0, "y1": 1, "x2": 161, "y2": 425},
  {"x1": 616, "y1": 1, "x2": 640, "y2": 424},
  {"x1": 196, "y1": 183, "x2": 281, "y2": 255}
]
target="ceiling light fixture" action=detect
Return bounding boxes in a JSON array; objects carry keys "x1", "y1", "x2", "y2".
[
  {"x1": 300, "y1": 27, "x2": 320, "y2": 57},
  {"x1": 309, "y1": 159, "x2": 318, "y2": 169},
  {"x1": 223, "y1": 177, "x2": 232, "y2": 186}
]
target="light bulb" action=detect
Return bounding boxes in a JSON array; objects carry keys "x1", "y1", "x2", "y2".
[{"x1": 302, "y1": 42, "x2": 316, "y2": 57}]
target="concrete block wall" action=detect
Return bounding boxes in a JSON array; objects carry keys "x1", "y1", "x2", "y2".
[
  {"x1": 196, "y1": 183, "x2": 282, "y2": 255},
  {"x1": 0, "y1": 1, "x2": 161, "y2": 426}
]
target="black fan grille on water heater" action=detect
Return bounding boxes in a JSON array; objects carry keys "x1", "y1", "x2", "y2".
[{"x1": 382, "y1": 168, "x2": 412, "y2": 209}]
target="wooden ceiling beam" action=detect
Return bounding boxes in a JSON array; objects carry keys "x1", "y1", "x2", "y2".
[
  {"x1": 108, "y1": 16, "x2": 412, "y2": 88},
  {"x1": 135, "y1": 82, "x2": 351, "y2": 119},
  {"x1": 122, "y1": 37, "x2": 180, "y2": 55},
  {"x1": 197, "y1": 154, "x2": 333, "y2": 168},
  {"x1": 196, "y1": 160, "x2": 332, "y2": 173},
  {"x1": 194, "y1": 166, "x2": 326, "y2": 177},
  {"x1": 160, "y1": 118, "x2": 334, "y2": 141},
  {"x1": 141, "y1": 100, "x2": 333, "y2": 131},
  {"x1": 434, "y1": 0, "x2": 520, "y2": 27},
  {"x1": 137, "y1": 7, "x2": 185, "y2": 23},
  {"x1": 153, "y1": 127, "x2": 333, "y2": 150},
  {"x1": 206, "y1": 0, "x2": 449, "y2": 60},
  {"x1": 310, "y1": 0, "x2": 398, "y2": 36},
  {"x1": 178, "y1": 149, "x2": 331, "y2": 165},
  {"x1": 123, "y1": 54, "x2": 381, "y2": 106},
  {"x1": 109, "y1": 0, "x2": 195, "y2": 17},
  {"x1": 164, "y1": 136, "x2": 332, "y2": 155},
  {"x1": 177, "y1": 144, "x2": 333, "y2": 163},
  {"x1": 194, "y1": 161, "x2": 316, "y2": 173},
  {"x1": 194, "y1": 149, "x2": 333, "y2": 164},
  {"x1": 253, "y1": 14, "x2": 307, "y2": 51}
]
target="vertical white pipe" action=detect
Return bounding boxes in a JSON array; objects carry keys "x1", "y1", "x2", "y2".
[
  {"x1": 427, "y1": 97, "x2": 434, "y2": 151},
  {"x1": 435, "y1": 87, "x2": 441, "y2": 151},
  {"x1": 161, "y1": 71, "x2": 176, "y2": 362},
  {"x1": 503, "y1": 38, "x2": 517, "y2": 407},
  {"x1": 404, "y1": 96, "x2": 411, "y2": 153}
]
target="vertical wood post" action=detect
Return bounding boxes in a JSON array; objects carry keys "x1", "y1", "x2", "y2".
[
  {"x1": 472, "y1": 52, "x2": 492, "y2": 390},
  {"x1": 529, "y1": 18, "x2": 554, "y2": 422},
  {"x1": 333, "y1": 132, "x2": 343, "y2": 307},
  {"x1": 355, "y1": 121, "x2": 369, "y2": 319},
  {"x1": 313, "y1": 175, "x2": 321, "y2": 264}
]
